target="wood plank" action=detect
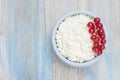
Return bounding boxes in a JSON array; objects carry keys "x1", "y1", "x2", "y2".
[
  {"x1": 0, "y1": 0, "x2": 13, "y2": 80},
  {"x1": 0, "y1": 0, "x2": 52, "y2": 80}
]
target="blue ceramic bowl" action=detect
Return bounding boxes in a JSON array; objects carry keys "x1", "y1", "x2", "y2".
[{"x1": 52, "y1": 11, "x2": 106, "y2": 67}]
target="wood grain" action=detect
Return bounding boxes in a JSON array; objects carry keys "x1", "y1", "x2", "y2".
[{"x1": 0, "y1": 0, "x2": 120, "y2": 80}]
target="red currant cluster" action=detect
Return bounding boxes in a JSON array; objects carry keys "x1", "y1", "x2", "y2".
[{"x1": 87, "y1": 17, "x2": 106, "y2": 55}]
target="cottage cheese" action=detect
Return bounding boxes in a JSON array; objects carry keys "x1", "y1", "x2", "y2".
[{"x1": 56, "y1": 14, "x2": 96, "y2": 62}]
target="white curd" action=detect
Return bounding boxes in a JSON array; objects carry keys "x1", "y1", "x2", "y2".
[{"x1": 56, "y1": 14, "x2": 96, "y2": 62}]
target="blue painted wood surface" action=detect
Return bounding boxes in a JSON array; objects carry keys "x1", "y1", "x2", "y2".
[{"x1": 0, "y1": 0, "x2": 120, "y2": 80}]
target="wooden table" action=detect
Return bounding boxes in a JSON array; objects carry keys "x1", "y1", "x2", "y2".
[{"x1": 0, "y1": 0, "x2": 120, "y2": 80}]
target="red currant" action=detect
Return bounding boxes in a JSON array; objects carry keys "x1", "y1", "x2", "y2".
[
  {"x1": 101, "y1": 39, "x2": 106, "y2": 44},
  {"x1": 89, "y1": 28, "x2": 95, "y2": 34},
  {"x1": 97, "y1": 49, "x2": 102, "y2": 55},
  {"x1": 96, "y1": 23, "x2": 103, "y2": 29},
  {"x1": 87, "y1": 22, "x2": 95, "y2": 28},
  {"x1": 90, "y1": 35, "x2": 96, "y2": 41},
  {"x1": 94, "y1": 37, "x2": 100, "y2": 42},
  {"x1": 99, "y1": 45, "x2": 105, "y2": 50},
  {"x1": 100, "y1": 34, "x2": 105, "y2": 39},
  {"x1": 94, "y1": 17, "x2": 100, "y2": 24},
  {"x1": 92, "y1": 47, "x2": 99, "y2": 53},
  {"x1": 93, "y1": 42, "x2": 99, "y2": 47},
  {"x1": 98, "y1": 28, "x2": 104, "y2": 35}
]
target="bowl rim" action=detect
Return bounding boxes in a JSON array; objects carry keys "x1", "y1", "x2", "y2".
[{"x1": 52, "y1": 10, "x2": 106, "y2": 67}]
